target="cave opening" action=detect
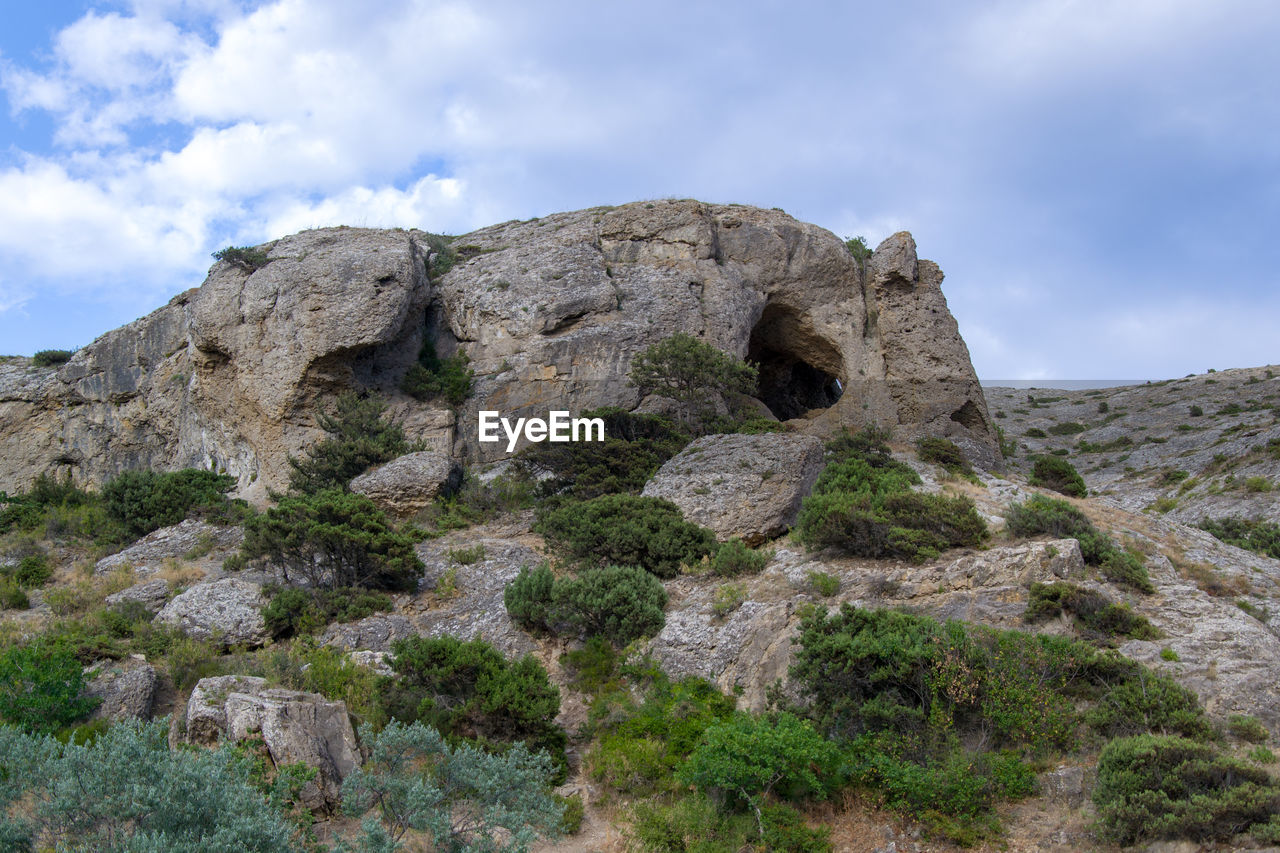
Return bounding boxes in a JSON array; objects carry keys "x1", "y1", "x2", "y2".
[{"x1": 747, "y1": 304, "x2": 845, "y2": 421}]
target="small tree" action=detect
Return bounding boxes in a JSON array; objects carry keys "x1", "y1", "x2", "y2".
[
  {"x1": 629, "y1": 333, "x2": 758, "y2": 428},
  {"x1": 1029, "y1": 456, "x2": 1087, "y2": 498},
  {"x1": 0, "y1": 641, "x2": 99, "y2": 735},
  {"x1": 239, "y1": 489, "x2": 423, "y2": 591},
  {"x1": 288, "y1": 393, "x2": 410, "y2": 494},
  {"x1": 551, "y1": 564, "x2": 667, "y2": 644},
  {"x1": 102, "y1": 468, "x2": 236, "y2": 539}
]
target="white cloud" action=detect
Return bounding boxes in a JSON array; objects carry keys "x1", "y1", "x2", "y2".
[{"x1": 261, "y1": 173, "x2": 467, "y2": 236}]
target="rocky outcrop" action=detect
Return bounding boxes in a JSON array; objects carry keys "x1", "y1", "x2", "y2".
[
  {"x1": 103, "y1": 578, "x2": 171, "y2": 614},
  {"x1": 94, "y1": 519, "x2": 242, "y2": 577},
  {"x1": 349, "y1": 451, "x2": 460, "y2": 517},
  {"x1": 84, "y1": 657, "x2": 157, "y2": 721},
  {"x1": 320, "y1": 614, "x2": 415, "y2": 652},
  {"x1": 641, "y1": 433, "x2": 825, "y2": 544},
  {"x1": 155, "y1": 577, "x2": 269, "y2": 648},
  {"x1": 183, "y1": 675, "x2": 361, "y2": 811},
  {"x1": 0, "y1": 201, "x2": 998, "y2": 497}
]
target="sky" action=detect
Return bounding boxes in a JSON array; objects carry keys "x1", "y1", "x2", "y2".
[{"x1": 0, "y1": 0, "x2": 1277, "y2": 381}]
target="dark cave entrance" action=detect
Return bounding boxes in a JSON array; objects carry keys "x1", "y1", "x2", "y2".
[{"x1": 747, "y1": 304, "x2": 845, "y2": 420}]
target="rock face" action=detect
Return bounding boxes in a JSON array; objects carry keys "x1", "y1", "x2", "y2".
[
  {"x1": 155, "y1": 577, "x2": 269, "y2": 648},
  {"x1": 319, "y1": 614, "x2": 415, "y2": 652},
  {"x1": 641, "y1": 433, "x2": 825, "y2": 544},
  {"x1": 85, "y1": 657, "x2": 157, "y2": 721},
  {"x1": 0, "y1": 201, "x2": 998, "y2": 497},
  {"x1": 94, "y1": 519, "x2": 243, "y2": 577},
  {"x1": 103, "y1": 578, "x2": 171, "y2": 614},
  {"x1": 184, "y1": 675, "x2": 361, "y2": 811},
  {"x1": 349, "y1": 451, "x2": 461, "y2": 517}
]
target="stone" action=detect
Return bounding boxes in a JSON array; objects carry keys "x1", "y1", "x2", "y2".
[
  {"x1": 84, "y1": 657, "x2": 157, "y2": 721},
  {"x1": 349, "y1": 451, "x2": 461, "y2": 517},
  {"x1": 1040, "y1": 765, "x2": 1087, "y2": 804},
  {"x1": 319, "y1": 614, "x2": 415, "y2": 652},
  {"x1": 155, "y1": 577, "x2": 269, "y2": 648},
  {"x1": 184, "y1": 675, "x2": 361, "y2": 811},
  {"x1": 94, "y1": 519, "x2": 242, "y2": 577},
  {"x1": 641, "y1": 433, "x2": 825, "y2": 545},
  {"x1": 103, "y1": 578, "x2": 171, "y2": 614}
]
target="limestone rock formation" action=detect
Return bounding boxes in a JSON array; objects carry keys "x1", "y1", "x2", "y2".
[
  {"x1": 183, "y1": 675, "x2": 361, "y2": 811},
  {"x1": 319, "y1": 613, "x2": 415, "y2": 652},
  {"x1": 94, "y1": 519, "x2": 242, "y2": 577},
  {"x1": 103, "y1": 578, "x2": 171, "y2": 614},
  {"x1": 0, "y1": 201, "x2": 998, "y2": 497},
  {"x1": 84, "y1": 657, "x2": 157, "y2": 721},
  {"x1": 641, "y1": 433, "x2": 825, "y2": 544},
  {"x1": 349, "y1": 450, "x2": 461, "y2": 517},
  {"x1": 155, "y1": 577, "x2": 269, "y2": 648}
]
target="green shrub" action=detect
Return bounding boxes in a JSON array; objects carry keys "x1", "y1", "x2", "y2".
[
  {"x1": 1047, "y1": 421, "x2": 1087, "y2": 436},
  {"x1": 212, "y1": 244, "x2": 270, "y2": 271},
  {"x1": 1189, "y1": 404, "x2": 1204, "y2": 417},
  {"x1": 382, "y1": 635, "x2": 567, "y2": 777},
  {"x1": 1005, "y1": 494, "x2": 1153, "y2": 592},
  {"x1": 709, "y1": 539, "x2": 769, "y2": 576},
  {"x1": 1097, "y1": 401, "x2": 1109, "y2": 413},
  {"x1": 0, "y1": 581, "x2": 29, "y2": 610},
  {"x1": 712, "y1": 582, "x2": 746, "y2": 617},
  {"x1": 1085, "y1": 670, "x2": 1215, "y2": 741},
  {"x1": 1025, "y1": 582, "x2": 1158, "y2": 641},
  {"x1": 8, "y1": 554, "x2": 52, "y2": 588},
  {"x1": 629, "y1": 333, "x2": 758, "y2": 430},
  {"x1": 261, "y1": 585, "x2": 393, "y2": 639},
  {"x1": 1199, "y1": 517, "x2": 1280, "y2": 559},
  {"x1": 239, "y1": 489, "x2": 423, "y2": 591},
  {"x1": 101, "y1": 468, "x2": 235, "y2": 539},
  {"x1": 1029, "y1": 455, "x2": 1087, "y2": 497},
  {"x1": 504, "y1": 563, "x2": 556, "y2": 632},
  {"x1": 1228, "y1": 714, "x2": 1270, "y2": 743},
  {"x1": 401, "y1": 340, "x2": 474, "y2": 405},
  {"x1": 1160, "y1": 646, "x2": 1180, "y2": 661},
  {"x1": 31, "y1": 349, "x2": 73, "y2": 368},
  {"x1": 445, "y1": 543, "x2": 486, "y2": 564},
  {"x1": 287, "y1": 392, "x2": 410, "y2": 493},
  {"x1": 915, "y1": 436, "x2": 970, "y2": 473},
  {"x1": 807, "y1": 569, "x2": 840, "y2": 596},
  {"x1": 535, "y1": 494, "x2": 717, "y2": 578},
  {"x1": 0, "y1": 641, "x2": 100, "y2": 734},
  {"x1": 1024, "y1": 427, "x2": 1046, "y2": 438},
  {"x1": 1094, "y1": 734, "x2": 1280, "y2": 844},
  {"x1": 552, "y1": 564, "x2": 668, "y2": 644}
]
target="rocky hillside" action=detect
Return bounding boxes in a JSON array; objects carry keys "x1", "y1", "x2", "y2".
[{"x1": 0, "y1": 199, "x2": 998, "y2": 500}]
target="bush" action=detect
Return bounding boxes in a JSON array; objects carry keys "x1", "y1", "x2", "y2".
[
  {"x1": 261, "y1": 585, "x2": 393, "y2": 639},
  {"x1": 535, "y1": 494, "x2": 717, "y2": 578},
  {"x1": 6, "y1": 554, "x2": 52, "y2": 588},
  {"x1": 382, "y1": 635, "x2": 567, "y2": 777},
  {"x1": 629, "y1": 333, "x2": 758, "y2": 430},
  {"x1": 401, "y1": 340, "x2": 474, "y2": 405},
  {"x1": 0, "y1": 581, "x2": 29, "y2": 610},
  {"x1": 101, "y1": 468, "x2": 235, "y2": 539},
  {"x1": 1005, "y1": 494, "x2": 1153, "y2": 592},
  {"x1": 1029, "y1": 455, "x2": 1087, "y2": 497},
  {"x1": 712, "y1": 582, "x2": 746, "y2": 617},
  {"x1": 212, "y1": 244, "x2": 270, "y2": 271},
  {"x1": 31, "y1": 349, "x2": 73, "y2": 368},
  {"x1": 1189, "y1": 404, "x2": 1204, "y2": 417},
  {"x1": 1198, "y1": 516, "x2": 1280, "y2": 559},
  {"x1": 552, "y1": 564, "x2": 667, "y2": 645},
  {"x1": 1094, "y1": 734, "x2": 1280, "y2": 844},
  {"x1": 1227, "y1": 714, "x2": 1270, "y2": 743},
  {"x1": 0, "y1": 641, "x2": 100, "y2": 734},
  {"x1": 709, "y1": 539, "x2": 770, "y2": 577},
  {"x1": 915, "y1": 437, "x2": 971, "y2": 475},
  {"x1": 1085, "y1": 669, "x2": 1215, "y2": 741},
  {"x1": 1047, "y1": 421, "x2": 1087, "y2": 435},
  {"x1": 1025, "y1": 582, "x2": 1159, "y2": 641},
  {"x1": 1024, "y1": 427, "x2": 1046, "y2": 438},
  {"x1": 239, "y1": 489, "x2": 423, "y2": 591},
  {"x1": 287, "y1": 392, "x2": 410, "y2": 493},
  {"x1": 504, "y1": 563, "x2": 556, "y2": 632},
  {"x1": 0, "y1": 719, "x2": 301, "y2": 851}
]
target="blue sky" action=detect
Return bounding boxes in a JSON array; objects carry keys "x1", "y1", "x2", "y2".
[{"x1": 1, "y1": 0, "x2": 1277, "y2": 380}]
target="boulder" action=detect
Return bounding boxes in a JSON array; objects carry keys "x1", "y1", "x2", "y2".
[
  {"x1": 184, "y1": 675, "x2": 361, "y2": 811},
  {"x1": 84, "y1": 657, "x2": 157, "y2": 721},
  {"x1": 155, "y1": 578, "x2": 269, "y2": 648},
  {"x1": 103, "y1": 578, "x2": 171, "y2": 614},
  {"x1": 95, "y1": 519, "x2": 243, "y2": 577},
  {"x1": 641, "y1": 433, "x2": 825, "y2": 544},
  {"x1": 349, "y1": 451, "x2": 461, "y2": 517},
  {"x1": 320, "y1": 614, "x2": 415, "y2": 652}
]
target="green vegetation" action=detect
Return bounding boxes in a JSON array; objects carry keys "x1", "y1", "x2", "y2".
[
  {"x1": 341, "y1": 720, "x2": 563, "y2": 852},
  {"x1": 915, "y1": 436, "x2": 972, "y2": 477},
  {"x1": 515, "y1": 407, "x2": 690, "y2": 500},
  {"x1": 505, "y1": 563, "x2": 668, "y2": 645},
  {"x1": 101, "y1": 468, "x2": 237, "y2": 540},
  {"x1": 1227, "y1": 714, "x2": 1270, "y2": 743},
  {"x1": 807, "y1": 569, "x2": 840, "y2": 597},
  {"x1": 1093, "y1": 734, "x2": 1280, "y2": 844},
  {"x1": 1005, "y1": 494, "x2": 1154, "y2": 592},
  {"x1": 629, "y1": 333, "x2": 758, "y2": 429},
  {"x1": 212, "y1": 244, "x2": 271, "y2": 271},
  {"x1": 381, "y1": 635, "x2": 567, "y2": 779},
  {"x1": 1023, "y1": 427, "x2": 1046, "y2": 438},
  {"x1": 1025, "y1": 581, "x2": 1158, "y2": 642},
  {"x1": 0, "y1": 641, "x2": 99, "y2": 734},
  {"x1": 535, "y1": 494, "x2": 717, "y2": 578},
  {"x1": 401, "y1": 340, "x2": 474, "y2": 405},
  {"x1": 31, "y1": 349, "x2": 73, "y2": 368},
  {"x1": 1198, "y1": 516, "x2": 1280, "y2": 559},
  {"x1": 238, "y1": 489, "x2": 423, "y2": 591},
  {"x1": 844, "y1": 235, "x2": 872, "y2": 266},
  {"x1": 795, "y1": 428, "x2": 987, "y2": 561},
  {"x1": 1189, "y1": 404, "x2": 1204, "y2": 416},
  {"x1": 287, "y1": 392, "x2": 410, "y2": 494},
  {"x1": 1028, "y1": 455, "x2": 1087, "y2": 498},
  {"x1": 708, "y1": 538, "x2": 770, "y2": 577},
  {"x1": 261, "y1": 586, "x2": 393, "y2": 639}
]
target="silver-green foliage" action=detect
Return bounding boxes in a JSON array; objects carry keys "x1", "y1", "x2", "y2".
[
  {"x1": 340, "y1": 720, "x2": 563, "y2": 853},
  {"x1": 0, "y1": 719, "x2": 300, "y2": 852}
]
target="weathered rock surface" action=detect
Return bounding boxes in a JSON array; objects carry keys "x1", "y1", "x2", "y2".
[
  {"x1": 155, "y1": 577, "x2": 269, "y2": 648},
  {"x1": 85, "y1": 657, "x2": 157, "y2": 721},
  {"x1": 94, "y1": 519, "x2": 243, "y2": 577},
  {"x1": 103, "y1": 578, "x2": 171, "y2": 614},
  {"x1": 641, "y1": 433, "x2": 824, "y2": 544},
  {"x1": 349, "y1": 451, "x2": 460, "y2": 517},
  {"x1": 320, "y1": 614, "x2": 415, "y2": 652},
  {"x1": 0, "y1": 202, "x2": 999, "y2": 497},
  {"x1": 184, "y1": 675, "x2": 361, "y2": 811}
]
